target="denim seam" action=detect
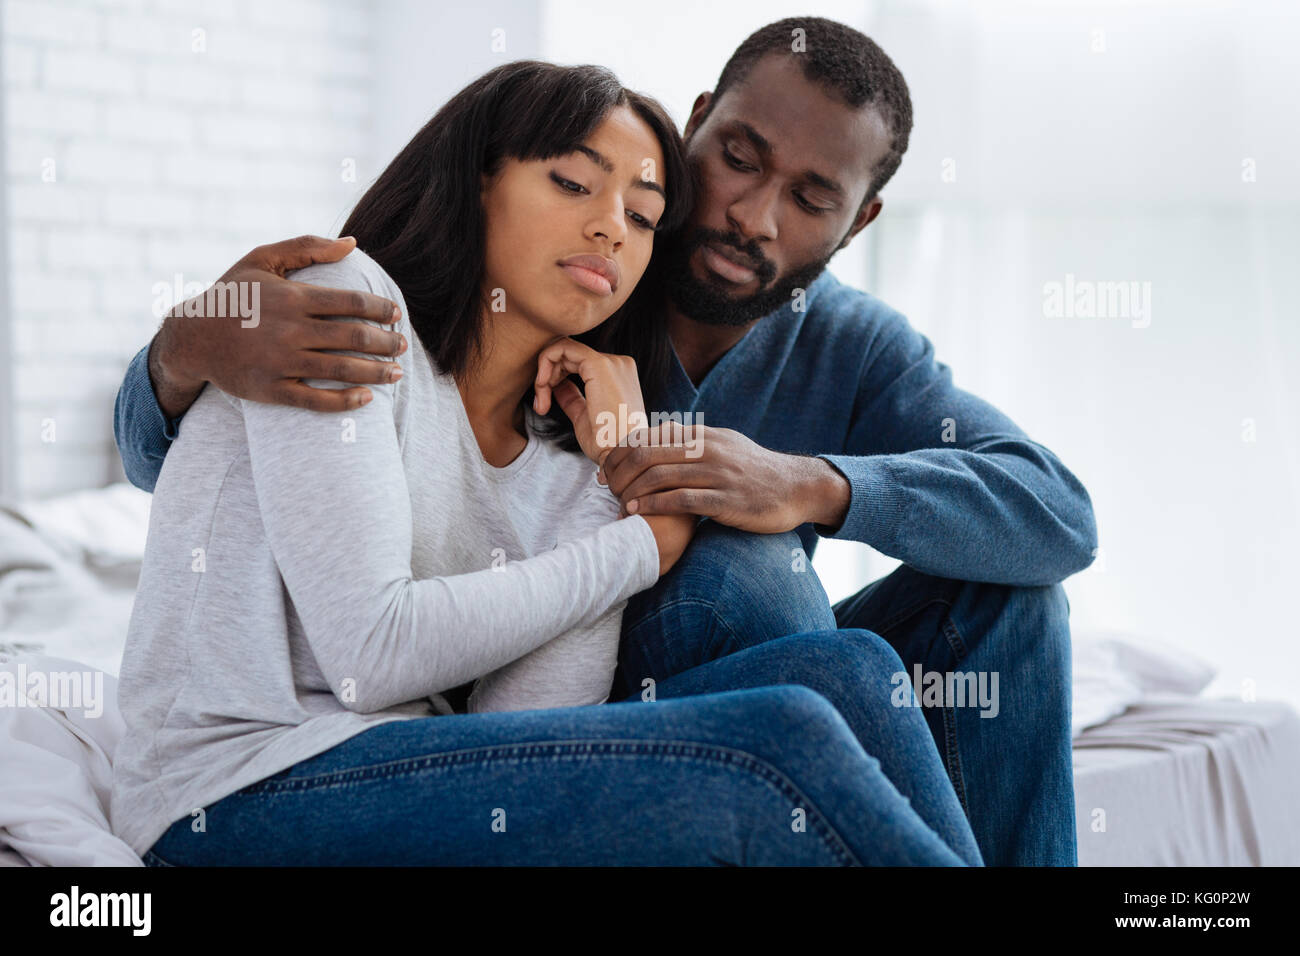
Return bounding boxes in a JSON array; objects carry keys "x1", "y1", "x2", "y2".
[
  {"x1": 708, "y1": 606, "x2": 742, "y2": 661},
  {"x1": 234, "y1": 738, "x2": 859, "y2": 865},
  {"x1": 941, "y1": 610, "x2": 971, "y2": 664},
  {"x1": 938, "y1": 614, "x2": 971, "y2": 815},
  {"x1": 623, "y1": 596, "x2": 719, "y2": 636},
  {"x1": 874, "y1": 595, "x2": 953, "y2": 640}
]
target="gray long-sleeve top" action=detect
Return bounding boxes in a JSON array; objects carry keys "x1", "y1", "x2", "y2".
[{"x1": 109, "y1": 249, "x2": 659, "y2": 856}]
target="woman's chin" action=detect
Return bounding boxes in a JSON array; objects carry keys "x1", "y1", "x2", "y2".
[{"x1": 538, "y1": 309, "x2": 616, "y2": 340}]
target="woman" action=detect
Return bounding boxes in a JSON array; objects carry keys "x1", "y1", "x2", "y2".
[{"x1": 111, "y1": 61, "x2": 982, "y2": 866}]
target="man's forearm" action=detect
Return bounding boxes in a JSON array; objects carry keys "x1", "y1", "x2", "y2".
[
  {"x1": 815, "y1": 446, "x2": 1099, "y2": 587},
  {"x1": 147, "y1": 319, "x2": 205, "y2": 420}
]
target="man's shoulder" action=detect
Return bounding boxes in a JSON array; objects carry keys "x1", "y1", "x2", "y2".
[{"x1": 803, "y1": 270, "x2": 907, "y2": 333}]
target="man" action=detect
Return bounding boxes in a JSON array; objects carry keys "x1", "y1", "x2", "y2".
[{"x1": 114, "y1": 18, "x2": 1096, "y2": 866}]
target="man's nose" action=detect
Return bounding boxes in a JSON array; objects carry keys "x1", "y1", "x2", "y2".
[{"x1": 726, "y1": 180, "x2": 780, "y2": 242}]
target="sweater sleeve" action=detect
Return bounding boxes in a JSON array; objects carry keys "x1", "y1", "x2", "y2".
[
  {"x1": 113, "y1": 340, "x2": 183, "y2": 493},
  {"x1": 466, "y1": 483, "x2": 629, "y2": 713},
  {"x1": 814, "y1": 301, "x2": 1098, "y2": 587}
]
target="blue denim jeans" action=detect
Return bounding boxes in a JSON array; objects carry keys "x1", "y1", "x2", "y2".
[
  {"x1": 612, "y1": 520, "x2": 1076, "y2": 867},
  {"x1": 143, "y1": 629, "x2": 980, "y2": 867}
]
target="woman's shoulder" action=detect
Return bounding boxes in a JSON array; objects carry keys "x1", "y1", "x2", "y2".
[
  {"x1": 286, "y1": 246, "x2": 392, "y2": 292},
  {"x1": 286, "y1": 248, "x2": 409, "y2": 329}
]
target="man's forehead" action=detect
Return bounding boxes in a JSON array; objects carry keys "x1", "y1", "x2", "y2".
[{"x1": 706, "y1": 54, "x2": 891, "y2": 191}]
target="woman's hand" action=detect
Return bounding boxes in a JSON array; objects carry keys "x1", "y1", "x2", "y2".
[
  {"x1": 642, "y1": 514, "x2": 699, "y2": 577},
  {"x1": 533, "y1": 338, "x2": 648, "y2": 467}
]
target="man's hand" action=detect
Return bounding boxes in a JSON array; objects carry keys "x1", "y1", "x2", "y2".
[
  {"x1": 600, "y1": 423, "x2": 852, "y2": 534},
  {"x1": 150, "y1": 235, "x2": 408, "y2": 419}
]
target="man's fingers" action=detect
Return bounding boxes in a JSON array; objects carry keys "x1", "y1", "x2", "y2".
[
  {"x1": 300, "y1": 285, "x2": 400, "y2": 325},
  {"x1": 252, "y1": 235, "x2": 357, "y2": 275},
  {"x1": 603, "y1": 444, "x2": 685, "y2": 496},
  {"x1": 295, "y1": 353, "x2": 403, "y2": 386},
  {"x1": 618, "y1": 463, "x2": 704, "y2": 503},
  {"x1": 627, "y1": 488, "x2": 716, "y2": 518},
  {"x1": 311, "y1": 317, "x2": 407, "y2": 358},
  {"x1": 273, "y1": 381, "x2": 375, "y2": 413}
]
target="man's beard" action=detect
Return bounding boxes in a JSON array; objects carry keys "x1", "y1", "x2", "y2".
[{"x1": 661, "y1": 226, "x2": 833, "y2": 328}]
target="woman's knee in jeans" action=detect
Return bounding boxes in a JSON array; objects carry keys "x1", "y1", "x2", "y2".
[
  {"x1": 726, "y1": 682, "x2": 868, "y2": 769},
  {"x1": 684, "y1": 686, "x2": 867, "y2": 865}
]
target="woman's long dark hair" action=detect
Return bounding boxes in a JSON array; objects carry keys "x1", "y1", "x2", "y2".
[{"x1": 340, "y1": 60, "x2": 693, "y2": 452}]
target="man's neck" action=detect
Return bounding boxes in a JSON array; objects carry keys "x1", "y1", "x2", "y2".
[{"x1": 666, "y1": 301, "x2": 758, "y2": 388}]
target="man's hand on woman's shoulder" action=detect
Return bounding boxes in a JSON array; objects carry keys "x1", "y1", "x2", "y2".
[{"x1": 150, "y1": 235, "x2": 409, "y2": 419}]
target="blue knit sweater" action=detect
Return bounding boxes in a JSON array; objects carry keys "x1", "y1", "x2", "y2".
[{"x1": 114, "y1": 270, "x2": 1097, "y2": 587}]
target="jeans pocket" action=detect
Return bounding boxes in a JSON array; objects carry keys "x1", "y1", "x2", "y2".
[{"x1": 141, "y1": 848, "x2": 176, "y2": 867}]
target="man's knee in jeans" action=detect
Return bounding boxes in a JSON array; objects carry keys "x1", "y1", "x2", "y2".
[
  {"x1": 1011, "y1": 581, "x2": 1072, "y2": 715},
  {"x1": 953, "y1": 579, "x2": 1073, "y2": 731},
  {"x1": 982, "y1": 581, "x2": 1070, "y2": 668},
  {"x1": 615, "y1": 521, "x2": 837, "y2": 694}
]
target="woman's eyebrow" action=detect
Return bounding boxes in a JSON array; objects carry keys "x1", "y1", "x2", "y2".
[{"x1": 574, "y1": 145, "x2": 665, "y2": 201}]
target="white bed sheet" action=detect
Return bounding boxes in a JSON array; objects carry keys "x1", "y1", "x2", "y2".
[
  {"x1": 1073, "y1": 696, "x2": 1300, "y2": 866},
  {"x1": 0, "y1": 654, "x2": 141, "y2": 866}
]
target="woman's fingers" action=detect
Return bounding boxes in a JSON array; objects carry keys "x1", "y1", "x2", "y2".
[
  {"x1": 534, "y1": 356, "x2": 585, "y2": 410},
  {"x1": 534, "y1": 339, "x2": 601, "y2": 414},
  {"x1": 532, "y1": 339, "x2": 645, "y2": 460},
  {"x1": 552, "y1": 378, "x2": 587, "y2": 424}
]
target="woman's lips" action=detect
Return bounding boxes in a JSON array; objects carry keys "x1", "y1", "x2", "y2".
[
  {"x1": 701, "y1": 243, "x2": 757, "y2": 284},
  {"x1": 558, "y1": 253, "x2": 619, "y2": 296},
  {"x1": 559, "y1": 263, "x2": 614, "y2": 296}
]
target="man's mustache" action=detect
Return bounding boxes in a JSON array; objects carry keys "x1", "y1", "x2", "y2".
[{"x1": 684, "y1": 228, "x2": 779, "y2": 286}]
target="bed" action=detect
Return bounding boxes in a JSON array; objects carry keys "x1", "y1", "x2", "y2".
[
  {"x1": 3, "y1": 484, "x2": 1298, "y2": 866},
  {"x1": 1073, "y1": 698, "x2": 1300, "y2": 866}
]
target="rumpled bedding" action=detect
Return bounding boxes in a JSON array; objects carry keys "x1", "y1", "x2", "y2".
[
  {"x1": 1, "y1": 485, "x2": 148, "y2": 866},
  {"x1": 0, "y1": 653, "x2": 140, "y2": 866}
]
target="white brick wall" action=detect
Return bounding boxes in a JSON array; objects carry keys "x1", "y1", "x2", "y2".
[{"x1": 3, "y1": 0, "x2": 375, "y2": 498}]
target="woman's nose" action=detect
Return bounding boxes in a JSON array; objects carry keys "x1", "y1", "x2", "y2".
[{"x1": 588, "y1": 205, "x2": 626, "y2": 248}]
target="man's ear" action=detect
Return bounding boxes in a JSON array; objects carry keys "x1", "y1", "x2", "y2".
[
  {"x1": 683, "y1": 91, "x2": 713, "y2": 139},
  {"x1": 837, "y1": 196, "x2": 884, "y2": 250}
]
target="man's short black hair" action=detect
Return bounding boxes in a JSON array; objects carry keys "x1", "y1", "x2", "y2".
[{"x1": 705, "y1": 16, "x2": 913, "y2": 205}]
